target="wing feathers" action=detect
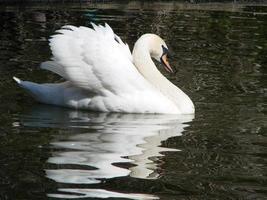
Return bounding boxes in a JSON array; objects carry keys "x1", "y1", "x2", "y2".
[
  {"x1": 40, "y1": 61, "x2": 67, "y2": 79},
  {"x1": 42, "y1": 23, "x2": 144, "y2": 96}
]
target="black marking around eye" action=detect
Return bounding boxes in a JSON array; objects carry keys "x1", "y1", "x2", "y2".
[
  {"x1": 114, "y1": 36, "x2": 120, "y2": 44},
  {"x1": 162, "y1": 45, "x2": 169, "y2": 56}
]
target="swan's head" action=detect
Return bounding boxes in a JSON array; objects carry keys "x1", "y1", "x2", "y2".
[
  {"x1": 143, "y1": 34, "x2": 174, "y2": 73},
  {"x1": 133, "y1": 34, "x2": 175, "y2": 74}
]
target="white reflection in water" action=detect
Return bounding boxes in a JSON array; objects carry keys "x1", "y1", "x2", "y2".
[
  {"x1": 20, "y1": 105, "x2": 194, "y2": 199},
  {"x1": 48, "y1": 188, "x2": 158, "y2": 199}
]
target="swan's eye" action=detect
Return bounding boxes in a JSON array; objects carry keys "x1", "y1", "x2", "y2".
[{"x1": 114, "y1": 36, "x2": 120, "y2": 44}]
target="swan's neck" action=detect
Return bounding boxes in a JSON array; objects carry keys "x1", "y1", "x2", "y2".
[{"x1": 132, "y1": 36, "x2": 195, "y2": 114}]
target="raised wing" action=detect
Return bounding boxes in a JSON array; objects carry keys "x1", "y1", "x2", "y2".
[{"x1": 41, "y1": 23, "x2": 147, "y2": 95}]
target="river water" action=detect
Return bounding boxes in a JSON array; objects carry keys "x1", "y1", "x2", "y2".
[{"x1": 0, "y1": 1, "x2": 266, "y2": 199}]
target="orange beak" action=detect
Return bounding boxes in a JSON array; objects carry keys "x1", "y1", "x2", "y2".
[{"x1": 161, "y1": 54, "x2": 174, "y2": 73}]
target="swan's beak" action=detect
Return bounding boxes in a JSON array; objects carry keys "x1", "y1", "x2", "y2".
[{"x1": 161, "y1": 54, "x2": 174, "y2": 73}]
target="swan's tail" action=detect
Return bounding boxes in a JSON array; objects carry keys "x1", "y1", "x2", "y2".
[
  {"x1": 13, "y1": 77, "x2": 38, "y2": 91},
  {"x1": 13, "y1": 77, "x2": 91, "y2": 108},
  {"x1": 13, "y1": 76, "x2": 52, "y2": 104},
  {"x1": 13, "y1": 77, "x2": 22, "y2": 85}
]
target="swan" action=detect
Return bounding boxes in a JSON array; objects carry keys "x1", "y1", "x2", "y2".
[{"x1": 13, "y1": 23, "x2": 195, "y2": 114}]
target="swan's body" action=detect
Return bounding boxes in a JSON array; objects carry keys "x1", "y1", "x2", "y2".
[{"x1": 14, "y1": 24, "x2": 194, "y2": 114}]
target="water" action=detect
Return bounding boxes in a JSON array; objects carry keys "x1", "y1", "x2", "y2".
[{"x1": 0, "y1": 1, "x2": 266, "y2": 199}]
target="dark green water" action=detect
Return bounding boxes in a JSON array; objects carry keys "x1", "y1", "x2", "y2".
[{"x1": 0, "y1": 1, "x2": 267, "y2": 199}]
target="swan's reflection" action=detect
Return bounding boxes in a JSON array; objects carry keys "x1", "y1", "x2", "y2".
[{"x1": 20, "y1": 105, "x2": 194, "y2": 199}]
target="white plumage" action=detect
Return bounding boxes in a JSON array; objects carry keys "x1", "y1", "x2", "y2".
[{"x1": 14, "y1": 23, "x2": 195, "y2": 114}]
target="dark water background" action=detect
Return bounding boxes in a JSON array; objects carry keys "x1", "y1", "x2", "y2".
[{"x1": 0, "y1": 1, "x2": 266, "y2": 199}]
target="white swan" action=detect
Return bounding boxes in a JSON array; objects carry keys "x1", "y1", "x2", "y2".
[{"x1": 14, "y1": 23, "x2": 194, "y2": 114}]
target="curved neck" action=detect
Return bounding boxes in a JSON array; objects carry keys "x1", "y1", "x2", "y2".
[{"x1": 132, "y1": 35, "x2": 195, "y2": 114}]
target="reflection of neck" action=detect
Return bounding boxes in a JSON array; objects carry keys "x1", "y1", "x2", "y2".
[
  {"x1": 129, "y1": 129, "x2": 180, "y2": 179},
  {"x1": 132, "y1": 37, "x2": 195, "y2": 114}
]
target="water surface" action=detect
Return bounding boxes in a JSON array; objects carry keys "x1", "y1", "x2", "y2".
[{"x1": 0, "y1": 1, "x2": 266, "y2": 200}]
